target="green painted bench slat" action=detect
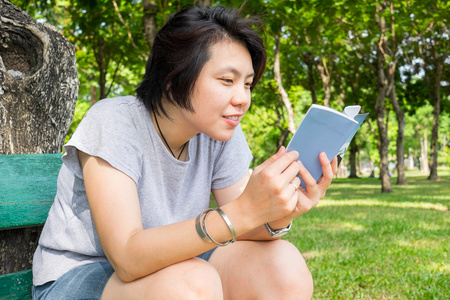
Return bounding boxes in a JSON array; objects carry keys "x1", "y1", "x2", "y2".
[
  {"x1": 1, "y1": 154, "x2": 62, "y2": 299},
  {"x1": 0, "y1": 154, "x2": 62, "y2": 229},
  {"x1": 0, "y1": 270, "x2": 32, "y2": 300}
]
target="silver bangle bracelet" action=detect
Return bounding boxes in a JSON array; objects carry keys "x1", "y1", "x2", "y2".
[
  {"x1": 195, "y1": 209, "x2": 214, "y2": 243},
  {"x1": 202, "y1": 209, "x2": 232, "y2": 246},
  {"x1": 216, "y1": 208, "x2": 237, "y2": 243}
]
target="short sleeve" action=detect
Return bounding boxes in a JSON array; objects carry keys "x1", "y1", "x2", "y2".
[
  {"x1": 211, "y1": 125, "x2": 252, "y2": 189},
  {"x1": 62, "y1": 97, "x2": 143, "y2": 183}
]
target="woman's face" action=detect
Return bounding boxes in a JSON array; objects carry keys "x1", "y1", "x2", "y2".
[{"x1": 181, "y1": 40, "x2": 254, "y2": 142}]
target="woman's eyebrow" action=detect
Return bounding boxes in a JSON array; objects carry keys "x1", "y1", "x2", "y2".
[{"x1": 218, "y1": 66, "x2": 254, "y2": 78}]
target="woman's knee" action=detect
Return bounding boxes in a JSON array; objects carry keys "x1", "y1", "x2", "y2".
[
  {"x1": 103, "y1": 258, "x2": 223, "y2": 300},
  {"x1": 265, "y1": 240, "x2": 314, "y2": 298},
  {"x1": 175, "y1": 258, "x2": 223, "y2": 300}
]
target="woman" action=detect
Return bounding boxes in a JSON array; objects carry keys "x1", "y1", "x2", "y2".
[{"x1": 32, "y1": 5, "x2": 337, "y2": 299}]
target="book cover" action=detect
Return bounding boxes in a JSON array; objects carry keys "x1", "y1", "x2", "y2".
[{"x1": 287, "y1": 104, "x2": 368, "y2": 187}]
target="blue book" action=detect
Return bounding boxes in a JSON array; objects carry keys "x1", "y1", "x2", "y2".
[{"x1": 287, "y1": 104, "x2": 368, "y2": 187}]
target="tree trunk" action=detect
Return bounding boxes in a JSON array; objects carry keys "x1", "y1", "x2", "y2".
[
  {"x1": 95, "y1": 37, "x2": 107, "y2": 100},
  {"x1": 420, "y1": 131, "x2": 429, "y2": 174},
  {"x1": 316, "y1": 57, "x2": 331, "y2": 107},
  {"x1": 0, "y1": 0, "x2": 78, "y2": 154},
  {"x1": 90, "y1": 83, "x2": 97, "y2": 105},
  {"x1": 374, "y1": 2, "x2": 392, "y2": 193},
  {"x1": 389, "y1": 78, "x2": 407, "y2": 185},
  {"x1": 428, "y1": 61, "x2": 442, "y2": 181},
  {"x1": 0, "y1": 0, "x2": 78, "y2": 275},
  {"x1": 277, "y1": 128, "x2": 290, "y2": 149},
  {"x1": 348, "y1": 142, "x2": 359, "y2": 178},
  {"x1": 302, "y1": 52, "x2": 317, "y2": 104},
  {"x1": 194, "y1": 0, "x2": 210, "y2": 6},
  {"x1": 0, "y1": 228, "x2": 42, "y2": 274},
  {"x1": 375, "y1": 48, "x2": 392, "y2": 193},
  {"x1": 142, "y1": 0, "x2": 158, "y2": 49},
  {"x1": 274, "y1": 34, "x2": 296, "y2": 134}
]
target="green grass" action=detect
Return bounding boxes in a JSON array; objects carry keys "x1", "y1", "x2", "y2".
[{"x1": 284, "y1": 170, "x2": 449, "y2": 299}]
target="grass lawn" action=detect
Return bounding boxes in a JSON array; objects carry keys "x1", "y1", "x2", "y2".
[{"x1": 284, "y1": 169, "x2": 449, "y2": 299}]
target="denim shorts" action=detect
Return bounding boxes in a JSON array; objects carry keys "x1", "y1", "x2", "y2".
[{"x1": 32, "y1": 247, "x2": 217, "y2": 300}]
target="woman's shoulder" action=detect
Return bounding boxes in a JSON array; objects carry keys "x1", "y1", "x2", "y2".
[
  {"x1": 82, "y1": 96, "x2": 147, "y2": 123},
  {"x1": 88, "y1": 96, "x2": 142, "y2": 112}
]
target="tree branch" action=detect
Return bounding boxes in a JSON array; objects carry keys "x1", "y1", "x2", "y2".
[{"x1": 111, "y1": 0, "x2": 137, "y2": 49}]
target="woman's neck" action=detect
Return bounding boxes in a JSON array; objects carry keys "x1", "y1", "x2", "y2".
[{"x1": 150, "y1": 104, "x2": 195, "y2": 159}]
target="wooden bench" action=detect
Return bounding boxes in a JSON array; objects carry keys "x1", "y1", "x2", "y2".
[{"x1": 0, "y1": 154, "x2": 62, "y2": 300}]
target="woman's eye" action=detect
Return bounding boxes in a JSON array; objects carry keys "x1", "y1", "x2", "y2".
[
  {"x1": 222, "y1": 78, "x2": 233, "y2": 84},
  {"x1": 245, "y1": 82, "x2": 253, "y2": 89}
]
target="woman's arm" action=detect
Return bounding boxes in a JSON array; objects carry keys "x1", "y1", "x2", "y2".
[
  {"x1": 79, "y1": 152, "x2": 224, "y2": 282},
  {"x1": 79, "y1": 148, "x2": 303, "y2": 282}
]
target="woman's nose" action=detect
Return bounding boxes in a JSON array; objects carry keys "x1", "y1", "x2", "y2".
[{"x1": 231, "y1": 87, "x2": 251, "y2": 108}]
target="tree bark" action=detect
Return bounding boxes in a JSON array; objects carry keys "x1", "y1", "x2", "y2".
[
  {"x1": 277, "y1": 128, "x2": 290, "y2": 149},
  {"x1": 420, "y1": 131, "x2": 430, "y2": 174},
  {"x1": 0, "y1": 0, "x2": 78, "y2": 154},
  {"x1": 142, "y1": 0, "x2": 158, "y2": 49},
  {"x1": 375, "y1": 94, "x2": 392, "y2": 192},
  {"x1": 375, "y1": 47, "x2": 392, "y2": 192},
  {"x1": 348, "y1": 142, "x2": 359, "y2": 178},
  {"x1": 194, "y1": 0, "x2": 210, "y2": 6},
  {"x1": 374, "y1": 3, "x2": 392, "y2": 193},
  {"x1": 389, "y1": 76, "x2": 407, "y2": 185},
  {"x1": 274, "y1": 34, "x2": 296, "y2": 134},
  {"x1": 0, "y1": 0, "x2": 78, "y2": 274},
  {"x1": 385, "y1": 2, "x2": 407, "y2": 185},
  {"x1": 427, "y1": 58, "x2": 442, "y2": 181},
  {"x1": 302, "y1": 52, "x2": 318, "y2": 104},
  {"x1": 316, "y1": 57, "x2": 332, "y2": 107},
  {"x1": 0, "y1": 228, "x2": 42, "y2": 274},
  {"x1": 95, "y1": 36, "x2": 107, "y2": 100}
]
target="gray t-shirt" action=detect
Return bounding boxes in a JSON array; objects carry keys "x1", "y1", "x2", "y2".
[{"x1": 32, "y1": 96, "x2": 252, "y2": 286}]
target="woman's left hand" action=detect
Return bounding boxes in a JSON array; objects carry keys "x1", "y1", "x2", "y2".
[{"x1": 268, "y1": 152, "x2": 338, "y2": 228}]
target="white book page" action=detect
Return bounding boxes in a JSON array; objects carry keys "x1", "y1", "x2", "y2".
[
  {"x1": 343, "y1": 105, "x2": 361, "y2": 119},
  {"x1": 310, "y1": 104, "x2": 359, "y2": 122}
]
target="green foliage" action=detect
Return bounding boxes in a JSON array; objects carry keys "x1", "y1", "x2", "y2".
[
  {"x1": 437, "y1": 113, "x2": 450, "y2": 166},
  {"x1": 14, "y1": 0, "x2": 450, "y2": 174}
]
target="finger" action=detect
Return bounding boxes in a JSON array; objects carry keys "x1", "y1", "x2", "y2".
[
  {"x1": 253, "y1": 146, "x2": 286, "y2": 174},
  {"x1": 284, "y1": 177, "x2": 302, "y2": 211},
  {"x1": 317, "y1": 152, "x2": 333, "y2": 187},
  {"x1": 264, "y1": 150, "x2": 300, "y2": 178},
  {"x1": 331, "y1": 156, "x2": 338, "y2": 176},
  {"x1": 296, "y1": 189, "x2": 320, "y2": 213},
  {"x1": 297, "y1": 160, "x2": 317, "y2": 191},
  {"x1": 289, "y1": 176, "x2": 301, "y2": 191}
]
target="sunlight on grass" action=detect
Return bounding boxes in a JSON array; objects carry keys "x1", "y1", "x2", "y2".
[
  {"x1": 427, "y1": 260, "x2": 449, "y2": 273},
  {"x1": 318, "y1": 199, "x2": 448, "y2": 211},
  {"x1": 288, "y1": 172, "x2": 449, "y2": 299},
  {"x1": 407, "y1": 194, "x2": 450, "y2": 201}
]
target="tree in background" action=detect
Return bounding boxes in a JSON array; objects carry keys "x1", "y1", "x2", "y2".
[
  {"x1": 0, "y1": 0, "x2": 78, "y2": 154},
  {"x1": 14, "y1": 0, "x2": 450, "y2": 191},
  {"x1": 410, "y1": 0, "x2": 449, "y2": 181}
]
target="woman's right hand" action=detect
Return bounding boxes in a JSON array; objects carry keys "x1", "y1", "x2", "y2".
[{"x1": 237, "y1": 146, "x2": 302, "y2": 228}]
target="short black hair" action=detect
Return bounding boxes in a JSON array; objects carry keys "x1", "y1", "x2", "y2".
[{"x1": 135, "y1": 5, "x2": 267, "y2": 117}]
